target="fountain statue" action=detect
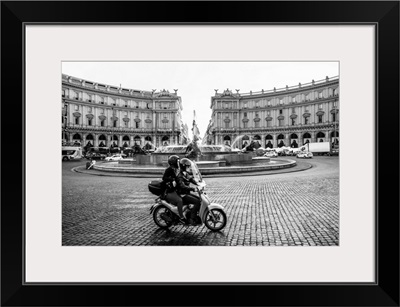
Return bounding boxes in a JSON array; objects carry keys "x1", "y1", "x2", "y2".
[{"x1": 184, "y1": 135, "x2": 203, "y2": 161}]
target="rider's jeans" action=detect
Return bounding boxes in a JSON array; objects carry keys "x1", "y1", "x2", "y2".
[
  {"x1": 165, "y1": 191, "x2": 184, "y2": 218},
  {"x1": 182, "y1": 194, "x2": 201, "y2": 220}
]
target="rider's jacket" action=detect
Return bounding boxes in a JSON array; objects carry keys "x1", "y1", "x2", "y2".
[
  {"x1": 175, "y1": 171, "x2": 197, "y2": 195},
  {"x1": 162, "y1": 166, "x2": 179, "y2": 192}
]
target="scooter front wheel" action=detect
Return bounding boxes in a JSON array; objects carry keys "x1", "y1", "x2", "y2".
[
  {"x1": 204, "y1": 209, "x2": 227, "y2": 232},
  {"x1": 153, "y1": 205, "x2": 173, "y2": 229}
]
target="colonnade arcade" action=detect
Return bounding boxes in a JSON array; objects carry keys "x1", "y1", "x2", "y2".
[
  {"x1": 217, "y1": 130, "x2": 340, "y2": 149},
  {"x1": 65, "y1": 132, "x2": 177, "y2": 148}
]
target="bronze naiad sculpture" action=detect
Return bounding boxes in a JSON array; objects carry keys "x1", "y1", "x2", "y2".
[{"x1": 184, "y1": 136, "x2": 202, "y2": 161}]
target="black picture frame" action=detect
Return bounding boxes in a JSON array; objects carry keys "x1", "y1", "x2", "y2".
[{"x1": 1, "y1": 1, "x2": 399, "y2": 306}]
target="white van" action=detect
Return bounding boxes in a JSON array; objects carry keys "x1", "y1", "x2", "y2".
[{"x1": 62, "y1": 146, "x2": 83, "y2": 161}]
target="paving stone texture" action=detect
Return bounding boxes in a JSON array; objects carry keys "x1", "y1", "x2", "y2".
[{"x1": 62, "y1": 157, "x2": 339, "y2": 246}]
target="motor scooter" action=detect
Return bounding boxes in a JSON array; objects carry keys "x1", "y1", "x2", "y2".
[{"x1": 148, "y1": 160, "x2": 227, "y2": 232}]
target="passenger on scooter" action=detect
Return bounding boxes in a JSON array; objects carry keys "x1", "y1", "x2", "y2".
[
  {"x1": 176, "y1": 158, "x2": 201, "y2": 225},
  {"x1": 162, "y1": 155, "x2": 185, "y2": 221}
]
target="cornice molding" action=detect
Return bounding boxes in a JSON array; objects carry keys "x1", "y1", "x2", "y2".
[
  {"x1": 212, "y1": 96, "x2": 339, "y2": 112},
  {"x1": 62, "y1": 81, "x2": 155, "y2": 100},
  {"x1": 238, "y1": 80, "x2": 339, "y2": 99}
]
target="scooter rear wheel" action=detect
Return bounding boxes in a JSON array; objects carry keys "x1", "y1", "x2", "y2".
[
  {"x1": 204, "y1": 209, "x2": 227, "y2": 232},
  {"x1": 153, "y1": 206, "x2": 173, "y2": 229}
]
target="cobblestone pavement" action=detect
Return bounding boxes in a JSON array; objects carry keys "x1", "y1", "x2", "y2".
[{"x1": 62, "y1": 157, "x2": 339, "y2": 246}]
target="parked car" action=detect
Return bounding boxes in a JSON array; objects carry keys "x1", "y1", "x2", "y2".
[
  {"x1": 264, "y1": 151, "x2": 278, "y2": 158},
  {"x1": 86, "y1": 152, "x2": 106, "y2": 160},
  {"x1": 296, "y1": 151, "x2": 313, "y2": 159},
  {"x1": 105, "y1": 154, "x2": 125, "y2": 161}
]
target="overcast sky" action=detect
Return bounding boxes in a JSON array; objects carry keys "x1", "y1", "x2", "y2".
[{"x1": 62, "y1": 62, "x2": 339, "y2": 138}]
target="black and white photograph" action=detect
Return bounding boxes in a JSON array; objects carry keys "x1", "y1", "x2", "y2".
[{"x1": 62, "y1": 61, "x2": 340, "y2": 247}]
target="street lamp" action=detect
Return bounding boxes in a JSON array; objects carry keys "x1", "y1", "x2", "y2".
[
  {"x1": 109, "y1": 106, "x2": 114, "y2": 155},
  {"x1": 109, "y1": 130, "x2": 112, "y2": 155},
  {"x1": 63, "y1": 102, "x2": 69, "y2": 144}
]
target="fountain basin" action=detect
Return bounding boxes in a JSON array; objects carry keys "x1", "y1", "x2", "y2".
[
  {"x1": 94, "y1": 158, "x2": 295, "y2": 176},
  {"x1": 122, "y1": 152, "x2": 260, "y2": 167},
  {"x1": 195, "y1": 161, "x2": 222, "y2": 168}
]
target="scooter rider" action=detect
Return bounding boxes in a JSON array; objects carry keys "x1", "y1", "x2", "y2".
[
  {"x1": 162, "y1": 155, "x2": 185, "y2": 221},
  {"x1": 176, "y1": 158, "x2": 201, "y2": 225}
]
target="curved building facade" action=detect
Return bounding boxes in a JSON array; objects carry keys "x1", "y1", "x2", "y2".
[
  {"x1": 204, "y1": 76, "x2": 339, "y2": 149},
  {"x1": 62, "y1": 74, "x2": 187, "y2": 148}
]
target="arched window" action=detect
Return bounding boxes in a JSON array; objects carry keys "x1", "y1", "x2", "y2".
[
  {"x1": 277, "y1": 134, "x2": 285, "y2": 140},
  {"x1": 134, "y1": 135, "x2": 141, "y2": 145},
  {"x1": 123, "y1": 135, "x2": 130, "y2": 141},
  {"x1": 316, "y1": 132, "x2": 325, "y2": 138},
  {"x1": 86, "y1": 134, "x2": 94, "y2": 140},
  {"x1": 161, "y1": 136, "x2": 169, "y2": 146},
  {"x1": 265, "y1": 135, "x2": 273, "y2": 140},
  {"x1": 290, "y1": 133, "x2": 298, "y2": 139},
  {"x1": 99, "y1": 134, "x2": 107, "y2": 141},
  {"x1": 303, "y1": 132, "x2": 311, "y2": 139},
  {"x1": 73, "y1": 133, "x2": 81, "y2": 140},
  {"x1": 223, "y1": 135, "x2": 231, "y2": 146},
  {"x1": 145, "y1": 136, "x2": 152, "y2": 142}
]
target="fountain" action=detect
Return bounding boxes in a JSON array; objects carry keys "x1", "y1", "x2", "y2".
[{"x1": 92, "y1": 112, "x2": 297, "y2": 176}]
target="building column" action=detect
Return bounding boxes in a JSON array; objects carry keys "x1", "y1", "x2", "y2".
[
  {"x1": 261, "y1": 134, "x2": 266, "y2": 148},
  {"x1": 311, "y1": 131, "x2": 316, "y2": 143},
  {"x1": 285, "y1": 133, "x2": 290, "y2": 147},
  {"x1": 94, "y1": 134, "x2": 99, "y2": 147}
]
